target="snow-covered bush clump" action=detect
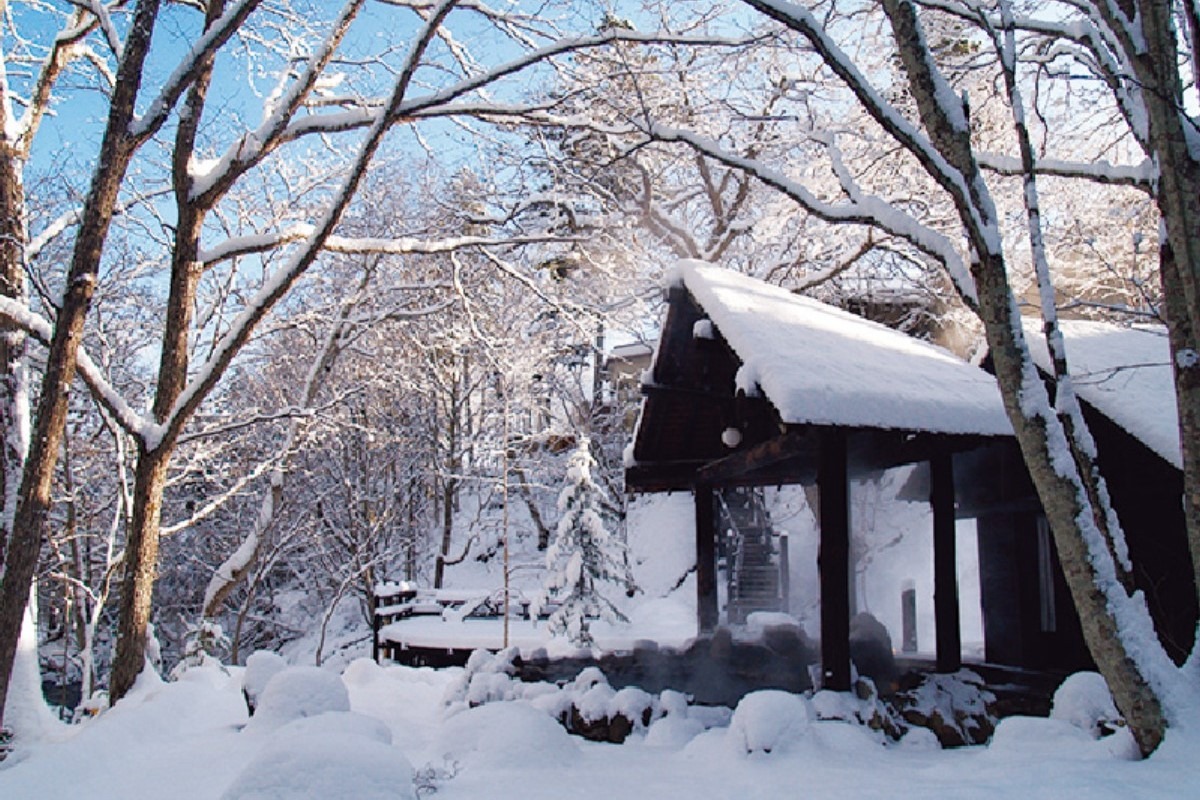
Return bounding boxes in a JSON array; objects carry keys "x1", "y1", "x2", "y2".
[
  {"x1": 443, "y1": 651, "x2": 665, "y2": 743},
  {"x1": 534, "y1": 439, "x2": 634, "y2": 647},
  {"x1": 1050, "y1": 671, "x2": 1125, "y2": 738},
  {"x1": 242, "y1": 650, "x2": 287, "y2": 714},
  {"x1": 221, "y1": 723, "x2": 414, "y2": 800},
  {"x1": 170, "y1": 620, "x2": 230, "y2": 679},
  {"x1": 442, "y1": 648, "x2": 526, "y2": 713},
  {"x1": 728, "y1": 690, "x2": 813, "y2": 754},
  {"x1": 810, "y1": 678, "x2": 904, "y2": 741},
  {"x1": 246, "y1": 666, "x2": 349, "y2": 732},
  {"x1": 644, "y1": 689, "x2": 707, "y2": 748},
  {"x1": 431, "y1": 700, "x2": 578, "y2": 770}
]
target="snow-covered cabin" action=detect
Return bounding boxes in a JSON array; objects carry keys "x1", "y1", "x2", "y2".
[{"x1": 626, "y1": 261, "x2": 1196, "y2": 689}]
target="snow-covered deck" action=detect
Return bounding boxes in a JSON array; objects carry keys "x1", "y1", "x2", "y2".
[{"x1": 378, "y1": 615, "x2": 697, "y2": 658}]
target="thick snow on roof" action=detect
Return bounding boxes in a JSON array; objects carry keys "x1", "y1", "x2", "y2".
[
  {"x1": 1022, "y1": 318, "x2": 1180, "y2": 468},
  {"x1": 671, "y1": 261, "x2": 1012, "y2": 436}
]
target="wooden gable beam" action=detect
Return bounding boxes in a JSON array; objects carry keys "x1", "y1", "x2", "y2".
[{"x1": 696, "y1": 426, "x2": 814, "y2": 485}]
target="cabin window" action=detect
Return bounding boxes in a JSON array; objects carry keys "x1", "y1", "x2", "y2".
[{"x1": 1037, "y1": 516, "x2": 1057, "y2": 632}]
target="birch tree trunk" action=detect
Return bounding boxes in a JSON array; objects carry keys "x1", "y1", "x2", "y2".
[{"x1": 880, "y1": 0, "x2": 1167, "y2": 756}]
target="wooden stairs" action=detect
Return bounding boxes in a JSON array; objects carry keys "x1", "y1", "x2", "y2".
[{"x1": 720, "y1": 488, "x2": 786, "y2": 624}]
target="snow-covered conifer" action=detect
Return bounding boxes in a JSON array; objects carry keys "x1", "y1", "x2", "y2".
[{"x1": 535, "y1": 438, "x2": 633, "y2": 647}]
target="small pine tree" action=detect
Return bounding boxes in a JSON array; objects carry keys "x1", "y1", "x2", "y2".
[{"x1": 536, "y1": 438, "x2": 634, "y2": 647}]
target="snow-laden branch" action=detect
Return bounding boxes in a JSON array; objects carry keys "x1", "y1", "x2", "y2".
[
  {"x1": 8, "y1": 9, "x2": 97, "y2": 154},
  {"x1": 740, "y1": 0, "x2": 1001, "y2": 261},
  {"x1": 198, "y1": 230, "x2": 579, "y2": 267},
  {"x1": 0, "y1": 297, "x2": 150, "y2": 440},
  {"x1": 26, "y1": 186, "x2": 174, "y2": 262},
  {"x1": 86, "y1": 0, "x2": 124, "y2": 60},
  {"x1": 647, "y1": 122, "x2": 978, "y2": 304},
  {"x1": 128, "y1": 0, "x2": 263, "y2": 141},
  {"x1": 976, "y1": 152, "x2": 1153, "y2": 187},
  {"x1": 274, "y1": 29, "x2": 758, "y2": 144},
  {"x1": 160, "y1": 451, "x2": 282, "y2": 537},
  {"x1": 148, "y1": 0, "x2": 460, "y2": 453},
  {"x1": 187, "y1": 0, "x2": 365, "y2": 202}
]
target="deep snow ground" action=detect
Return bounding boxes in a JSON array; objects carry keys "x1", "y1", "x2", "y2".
[{"x1": 0, "y1": 657, "x2": 1196, "y2": 800}]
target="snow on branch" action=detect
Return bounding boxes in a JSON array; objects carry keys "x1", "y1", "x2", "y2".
[
  {"x1": 0, "y1": 296, "x2": 150, "y2": 441},
  {"x1": 128, "y1": 0, "x2": 263, "y2": 142},
  {"x1": 198, "y1": 230, "x2": 578, "y2": 267},
  {"x1": 148, "y1": 1, "x2": 460, "y2": 453},
  {"x1": 740, "y1": 0, "x2": 995, "y2": 251},
  {"x1": 275, "y1": 29, "x2": 758, "y2": 144},
  {"x1": 647, "y1": 122, "x2": 978, "y2": 304},
  {"x1": 187, "y1": 0, "x2": 367, "y2": 201},
  {"x1": 976, "y1": 153, "x2": 1153, "y2": 188}
]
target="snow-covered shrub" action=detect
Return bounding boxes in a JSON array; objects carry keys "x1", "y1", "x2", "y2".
[
  {"x1": 430, "y1": 701, "x2": 578, "y2": 770},
  {"x1": 442, "y1": 648, "x2": 521, "y2": 713},
  {"x1": 534, "y1": 439, "x2": 634, "y2": 647},
  {"x1": 1050, "y1": 671, "x2": 1125, "y2": 738},
  {"x1": 221, "y1": 724, "x2": 414, "y2": 800},
  {"x1": 728, "y1": 690, "x2": 813, "y2": 754},
  {"x1": 246, "y1": 666, "x2": 349, "y2": 732},
  {"x1": 811, "y1": 678, "x2": 903, "y2": 741},
  {"x1": 171, "y1": 620, "x2": 230, "y2": 679},
  {"x1": 444, "y1": 653, "x2": 664, "y2": 743},
  {"x1": 242, "y1": 650, "x2": 287, "y2": 715}
]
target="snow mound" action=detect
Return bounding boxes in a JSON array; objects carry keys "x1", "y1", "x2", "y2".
[
  {"x1": 220, "y1": 727, "x2": 414, "y2": 799},
  {"x1": 645, "y1": 714, "x2": 706, "y2": 748},
  {"x1": 728, "y1": 690, "x2": 813, "y2": 754},
  {"x1": 991, "y1": 714, "x2": 1139, "y2": 760},
  {"x1": 242, "y1": 650, "x2": 287, "y2": 712},
  {"x1": 1050, "y1": 672, "x2": 1124, "y2": 738},
  {"x1": 431, "y1": 701, "x2": 577, "y2": 769},
  {"x1": 246, "y1": 666, "x2": 349, "y2": 731},
  {"x1": 340, "y1": 657, "x2": 388, "y2": 688},
  {"x1": 276, "y1": 710, "x2": 393, "y2": 745}
]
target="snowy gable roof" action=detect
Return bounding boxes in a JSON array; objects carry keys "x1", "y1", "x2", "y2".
[
  {"x1": 1022, "y1": 318, "x2": 1180, "y2": 469},
  {"x1": 670, "y1": 261, "x2": 1012, "y2": 437}
]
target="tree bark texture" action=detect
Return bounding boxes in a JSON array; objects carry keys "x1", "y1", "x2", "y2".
[
  {"x1": 879, "y1": 0, "x2": 1167, "y2": 755},
  {"x1": 108, "y1": 0, "x2": 224, "y2": 702},
  {"x1": 0, "y1": 0, "x2": 163, "y2": 728}
]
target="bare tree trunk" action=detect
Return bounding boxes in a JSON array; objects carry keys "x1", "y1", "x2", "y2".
[
  {"x1": 434, "y1": 365, "x2": 460, "y2": 588},
  {"x1": 0, "y1": 0, "x2": 164, "y2": 728},
  {"x1": 108, "y1": 0, "x2": 224, "y2": 700},
  {"x1": 878, "y1": 0, "x2": 1167, "y2": 754},
  {"x1": 1123, "y1": 0, "x2": 1200, "y2": 619},
  {"x1": 109, "y1": 445, "x2": 173, "y2": 700}
]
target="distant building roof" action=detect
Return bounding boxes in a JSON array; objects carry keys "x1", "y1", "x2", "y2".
[
  {"x1": 670, "y1": 260, "x2": 1013, "y2": 437},
  {"x1": 1022, "y1": 318, "x2": 1180, "y2": 469}
]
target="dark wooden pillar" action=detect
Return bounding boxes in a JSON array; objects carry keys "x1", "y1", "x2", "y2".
[
  {"x1": 931, "y1": 450, "x2": 962, "y2": 672},
  {"x1": 818, "y1": 428, "x2": 851, "y2": 691},
  {"x1": 695, "y1": 484, "x2": 719, "y2": 633}
]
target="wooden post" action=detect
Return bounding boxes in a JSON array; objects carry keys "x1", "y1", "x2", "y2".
[
  {"x1": 372, "y1": 606, "x2": 382, "y2": 664},
  {"x1": 818, "y1": 428, "x2": 851, "y2": 691},
  {"x1": 901, "y1": 580, "x2": 917, "y2": 653},
  {"x1": 695, "y1": 484, "x2": 719, "y2": 633},
  {"x1": 778, "y1": 532, "x2": 790, "y2": 614},
  {"x1": 932, "y1": 451, "x2": 962, "y2": 672}
]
